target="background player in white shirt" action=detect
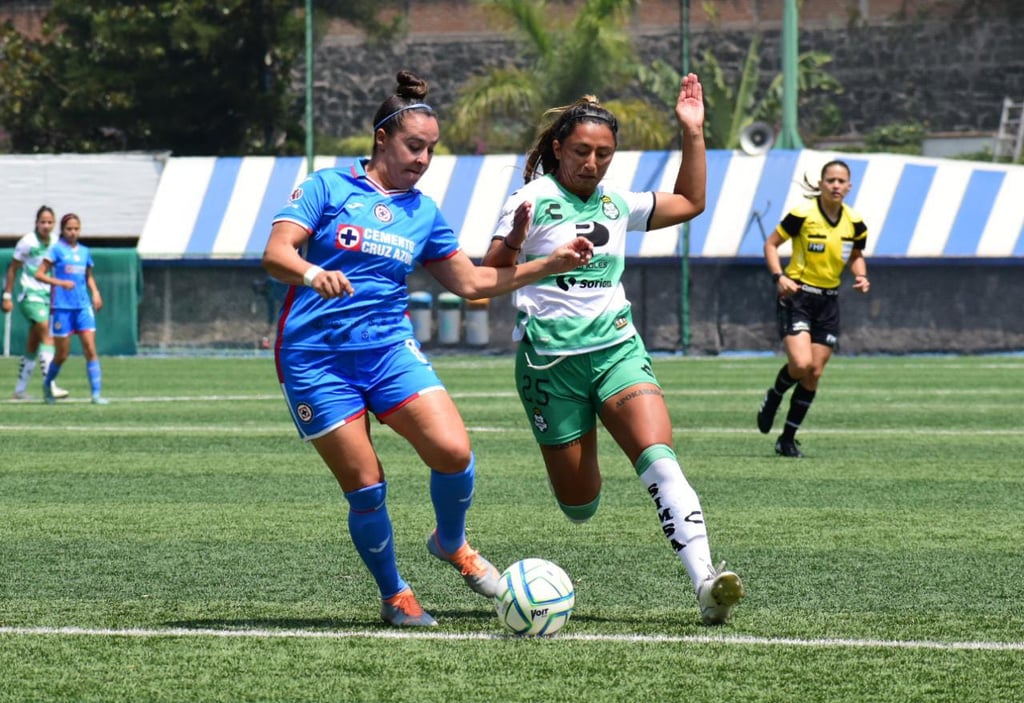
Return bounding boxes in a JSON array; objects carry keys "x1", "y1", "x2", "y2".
[{"x1": 1, "y1": 205, "x2": 69, "y2": 400}]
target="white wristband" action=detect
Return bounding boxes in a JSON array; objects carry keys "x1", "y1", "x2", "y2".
[
  {"x1": 302, "y1": 265, "x2": 324, "y2": 287},
  {"x1": 2, "y1": 292, "x2": 11, "y2": 301}
]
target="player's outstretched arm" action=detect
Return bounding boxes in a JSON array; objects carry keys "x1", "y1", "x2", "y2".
[
  {"x1": 262, "y1": 221, "x2": 354, "y2": 299},
  {"x1": 428, "y1": 237, "x2": 592, "y2": 301}
]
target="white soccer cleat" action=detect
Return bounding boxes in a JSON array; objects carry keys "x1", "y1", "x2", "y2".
[
  {"x1": 697, "y1": 562, "x2": 745, "y2": 626},
  {"x1": 50, "y1": 382, "x2": 69, "y2": 399}
]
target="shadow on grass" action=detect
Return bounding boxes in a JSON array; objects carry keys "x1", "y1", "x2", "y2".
[
  {"x1": 164, "y1": 606, "x2": 497, "y2": 632},
  {"x1": 164, "y1": 617, "x2": 371, "y2": 630},
  {"x1": 161, "y1": 608, "x2": 666, "y2": 635}
]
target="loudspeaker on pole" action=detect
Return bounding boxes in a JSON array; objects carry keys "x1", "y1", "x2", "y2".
[{"x1": 739, "y1": 121, "x2": 775, "y2": 155}]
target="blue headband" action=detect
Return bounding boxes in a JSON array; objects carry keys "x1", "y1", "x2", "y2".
[{"x1": 373, "y1": 103, "x2": 433, "y2": 131}]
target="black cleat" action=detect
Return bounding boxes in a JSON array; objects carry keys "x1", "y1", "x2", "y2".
[
  {"x1": 757, "y1": 389, "x2": 781, "y2": 434},
  {"x1": 775, "y1": 436, "x2": 804, "y2": 458}
]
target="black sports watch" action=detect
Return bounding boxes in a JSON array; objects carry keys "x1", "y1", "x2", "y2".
[{"x1": 771, "y1": 272, "x2": 784, "y2": 283}]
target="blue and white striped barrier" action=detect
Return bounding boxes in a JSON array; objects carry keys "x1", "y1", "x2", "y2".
[{"x1": 137, "y1": 149, "x2": 1024, "y2": 259}]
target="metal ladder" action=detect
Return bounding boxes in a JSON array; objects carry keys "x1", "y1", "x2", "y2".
[{"x1": 993, "y1": 97, "x2": 1024, "y2": 162}]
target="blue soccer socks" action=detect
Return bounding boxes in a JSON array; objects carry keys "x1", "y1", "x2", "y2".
[{"x1": 345, "y1": 482, "x2": 406, "y2": 599}]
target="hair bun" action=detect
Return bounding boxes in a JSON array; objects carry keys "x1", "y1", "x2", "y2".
[{"x1": 395, "y1": 70, "x2": 428, "y2": 101}]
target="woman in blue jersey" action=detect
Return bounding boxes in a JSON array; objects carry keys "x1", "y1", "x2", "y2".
[
  {"x1": 34, "y1": 213, "x2": 108, "y2": 405},
  {"x1": 2, "y1": 205, "x2": 69, "y2": 400},
  {"x1": 757, "y1": 160, "x2": 870, "y2": 457},
  {"x1": 482, "y1": 74, "x2": 744, "y2": 626},
  {"x1": 262, "y1": 70, "x2": 593, "y2": 628}
]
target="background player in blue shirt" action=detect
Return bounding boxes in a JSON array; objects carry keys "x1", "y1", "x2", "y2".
[
  {"x1": 262, "y1": 70, "x2": 593, "y2": 627},
  {"x1": 35, "y1": 213, "x2": 108, "y2": 405}
]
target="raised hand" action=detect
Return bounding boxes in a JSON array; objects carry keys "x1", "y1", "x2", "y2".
[{"x1": 675, "y1": 72, "x2": 705, "y2": 134}]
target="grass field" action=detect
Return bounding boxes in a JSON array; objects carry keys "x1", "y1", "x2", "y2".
[{"x1": 1, "y1": 353, "x2": 1022, "y2": 702}]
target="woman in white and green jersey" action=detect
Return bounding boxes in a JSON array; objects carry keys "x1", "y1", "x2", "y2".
[
  {"x1": 483, "y1": 73, "x2": 744, "y2": 626},
  {"x1": 1, "y1": 205, "x2": 69, "y2": 400}
]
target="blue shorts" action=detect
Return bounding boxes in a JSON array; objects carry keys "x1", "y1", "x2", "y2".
[
  {"x1": 50, "y1": 307, "x2": 96, "y2": 337},
  {"x1": 276, "y1": 338, "x2": 446, "y2": 440}
]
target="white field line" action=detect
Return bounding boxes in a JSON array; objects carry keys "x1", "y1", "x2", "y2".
[
  {"x1": 756, "y1": 362, "x2": 1024, "y2": 371},
  {"x1": 3, "y1": 386, "x2": 1024, "y2": 405},
  {"x1": 1, "y1": 625, "x2": 1022, "y2": 651},
  {"x1": 463, "y1": 388, "x2": 1024, "y2": 398},
  {"x1": 0, "y1": 424, "x2": 289, "y2": 433},
  {"x1": 677, "y1": 361, "x2": 1024, "y2": 371},
  {"x1": 2, "y1": 394, "x2": 283, "y2": 404},
  {"x1": 0, "y1": 424, "x2": 1020, "y2": 437}
]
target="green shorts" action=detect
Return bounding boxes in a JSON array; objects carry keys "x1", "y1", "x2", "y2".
[
  {"x1": 514, "y1": 334, "x2": 659, "y2": 446},
  {"x1": 18, "y1": 297, "x2": 50, "y2": 325}
]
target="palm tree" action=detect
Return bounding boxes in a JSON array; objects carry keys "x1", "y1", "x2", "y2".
[{"x1": 445, "y1": 0, "x2": 674, "y2": 154}]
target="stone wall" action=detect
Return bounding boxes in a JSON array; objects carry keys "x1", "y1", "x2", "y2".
[
  {"x1": 314, "y1": 18, "x2": 1024, "y2": 141},
  {"x1": 4, "y1": 3, "x2": 1020, "y2": 143},
  {"x1": 326, "y1": 1, "x2": 960, "y2": 37}
]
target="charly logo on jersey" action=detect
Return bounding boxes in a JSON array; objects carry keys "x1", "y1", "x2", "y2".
[
  {"x1": 290, "y1": 187, "x2": 303, "y2": 201},
  {"x1": 296, "y1": 402, "x2": 314, "y2": 423},
  {"x1": 542, "y1": 202, "x2": 564, "y2": 221},
  {"x1": 374, "y1": 202, "x2": 393, "y2": 223},
  {"x1": 335, "y1": 224, "x2": 364, "y2": 250}
]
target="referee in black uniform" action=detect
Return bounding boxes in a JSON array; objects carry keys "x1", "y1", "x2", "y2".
[{"x1": 757, "y1": 160, "x2": 870, "y2": 457}]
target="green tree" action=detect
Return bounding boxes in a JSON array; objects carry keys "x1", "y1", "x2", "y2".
[
  {"x1": 0, "y1": 23, "x2": 50, "y2": 151},
  {"x1": 445, "y1": 0, "x2": 674, "y2": 154},
  {"x1": 0, "y1": 0, "x2": 304, "y2": 154}
]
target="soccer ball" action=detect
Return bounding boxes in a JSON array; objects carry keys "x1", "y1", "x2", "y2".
[{"x1": 494, "y1": 558, "x2": 575, "y2": 636}]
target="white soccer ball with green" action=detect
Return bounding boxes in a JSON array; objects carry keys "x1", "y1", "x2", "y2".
[{"x1": 494, "y1": 558, "x2": 575, "y2": 636}]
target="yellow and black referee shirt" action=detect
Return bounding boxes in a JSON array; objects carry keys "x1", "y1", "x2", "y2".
[{"x1": 776, "y1": 199, "x2": 868, "y2": 289}]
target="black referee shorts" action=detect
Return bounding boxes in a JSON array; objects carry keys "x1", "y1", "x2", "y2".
[{"x1": 776, "y1": 285, "x2": 840, "y2": 348}]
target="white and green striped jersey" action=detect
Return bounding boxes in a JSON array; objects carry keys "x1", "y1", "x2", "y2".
[
  {"x1": 492, "y1": 174, "x2": 656, "y2": 356},
  {"x1": 12, "y1": 231, "x2": 53, "y2": 304}
]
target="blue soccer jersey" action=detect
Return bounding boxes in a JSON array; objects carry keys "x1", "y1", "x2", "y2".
[
  {"x1": 45, "y1": 239, "x2": 94, "y2": 310},
  {"x1": 272, "y1": 159, "x2": 460, "y2": 350}
]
